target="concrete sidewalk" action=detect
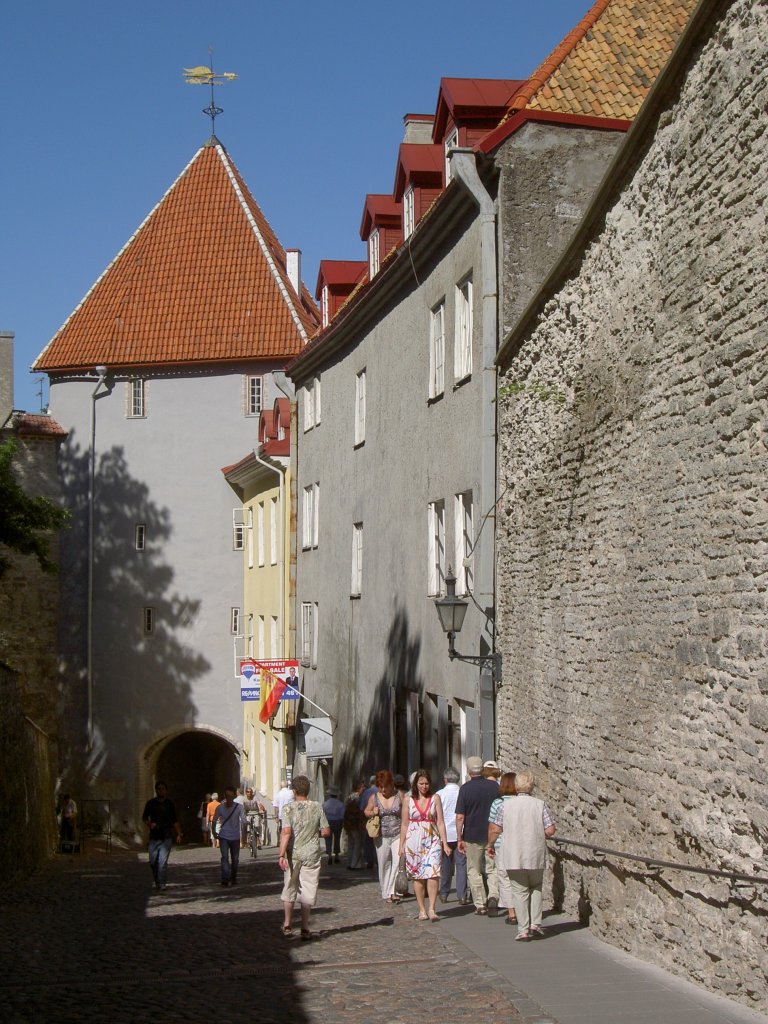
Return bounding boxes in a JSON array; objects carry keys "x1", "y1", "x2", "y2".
[{"x1": 434, "y1": 902, "x2": 768, "y2": 1024}]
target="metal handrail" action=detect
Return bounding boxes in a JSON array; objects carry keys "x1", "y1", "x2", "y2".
[{"x1": 549, "y1": 836, "x2": 768, "y2": 885}]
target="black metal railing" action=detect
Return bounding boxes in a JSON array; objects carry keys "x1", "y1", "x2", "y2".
[{"x1": 549, "y1": 836, "x2": 768, "y2": 886}]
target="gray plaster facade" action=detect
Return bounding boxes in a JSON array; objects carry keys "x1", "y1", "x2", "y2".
[
  {"x1": 48, "y1": 362, "x2": 285, "y2": 834},
  {"x1": 291, "y1": 193, "x2": 492, "y2": 787},
  {"x1": 495, "y1": 0, "x2": 768, "y2": 1007}
]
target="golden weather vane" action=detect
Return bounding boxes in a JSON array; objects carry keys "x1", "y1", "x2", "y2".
[{"x1": 183, "y1": 48, "x2": 238, "y2": 133}]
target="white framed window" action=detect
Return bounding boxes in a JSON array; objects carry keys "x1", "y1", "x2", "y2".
[
  {"x1": 302, "y1": 483, "x2": 319, "y2": 550},
  {"x1": 128, "y1": 379, "x2": 146, "y2": 418},
  {"x1": 368, "y1": 228, "x2": 380, "y2": 278},
  {"x1": 429, "y1": 301, "x2": 445, "y2": 399},
  {"x1": 270, "y1": 496, "x2": 278, "y2": 565},
  {"x1": 270, "y1": 615, "x2": 278, "y2": 657},
  {"x1": 257, "y1": 502, "x2": 265, "y2": 567},
  {"x1": 232, "y1": 508, "x2": 245, "y2": 551},
  {"x1": 301, "y1": 601, "x2": 313, "y2": 664},
  {"x1": 244, "y1": 375, "x2": 263, "y2": 416},
  {"x1": 258, "y1": 615, "x2": 265, "y2": 659},
  {"x1": 142, "y1": 607, "x2": 156, "y2": 635},
  {"x1": 303, "y1": 375, "x2": 321, "y2": 431},
  {"x1": 454, "y1": 276, "x2": 473, "y2": 381},
  {"x1": 247, "y1": 614, "x2": 254, "y2": 657},
  {"x1": 444, "y1": 127, "x2": 459, "y2": 183},
  {"x1": 354, "y1": 369, "x2": 366, "y2": 446},
  {"x1": 312, "y1": 602, "x2": 319, "y2": 667},
  {"x1": 403, "y1": 185, "x2": 415, "y2": 239},
  {"x1": 246, "y1": 506, "x2": 254, "y2": 569},
  {"x1": 321, "y1": 285, "x2": 330, "y2": 328},
  {"x1": 134, "y1": 523, "x2": 146, "y2": 551},
  {"x1": 231, "y1": 607, "x2": 241, "y2": 635},
  {"x1": 427, "y1": 500, "x2": 446, "y2": 596},
  {"x1": 351, "y1": 522, "x2": 363, "y2": 596},
  {"x1": 454, "y1": 491, "x2": 474, "y2": 596}
]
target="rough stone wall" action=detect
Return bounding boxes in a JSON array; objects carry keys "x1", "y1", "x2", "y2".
[{"x1": 496, "y1": 0, "x2": 768, "y2": 1009}]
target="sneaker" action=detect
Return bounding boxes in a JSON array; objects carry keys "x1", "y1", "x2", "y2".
[
  {"x1": 438, "y1": 894, "x2": 448, "y2": 904},
  {"x1": 486, "y1": 896, "x2": 499, "y2": 917}
]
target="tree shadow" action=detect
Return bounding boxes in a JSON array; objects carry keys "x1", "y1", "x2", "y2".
[
  {"x1": 56, "y1": 433, "x2": 209, "y2": 829},
  {"x1": 332, "y1": 604, "x2": 425, "y2": 787}
]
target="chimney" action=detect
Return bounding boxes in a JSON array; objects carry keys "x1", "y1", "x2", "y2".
[
  {"x1": 285, "y1": 249, "x2": 302, "y2": 296},
  {"x1": 0, "y1": 331, "x2": 14, "y2": 424},
  {"x1": 402, "y1": 114, "x2": 434, "y2": 144}
]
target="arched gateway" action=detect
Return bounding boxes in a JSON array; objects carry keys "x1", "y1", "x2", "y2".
[{"x1": 140, "y1": 727, "x2": 240, "y2": 840}]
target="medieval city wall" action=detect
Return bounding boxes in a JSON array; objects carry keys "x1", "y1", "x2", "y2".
[{"x1": 496, "y1": 0, "x2": 767, "y2": 1008}]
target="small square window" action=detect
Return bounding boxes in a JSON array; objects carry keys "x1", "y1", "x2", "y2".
[
  {"x1": 135, "y1": 524, "x2": 146, "y2": 551},
  {"x1": 231, "y1": 607, "x2": 241, "y2": 635},
  {"x1": 143, "y1": 607, "x2": 156, "y2": 635}
]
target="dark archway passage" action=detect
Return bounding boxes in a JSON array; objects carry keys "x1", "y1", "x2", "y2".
[{"x1": 156, "y1": 731, "x2": 239, "y2": 840}]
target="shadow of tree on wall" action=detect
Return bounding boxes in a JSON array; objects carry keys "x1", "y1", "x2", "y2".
[
  {"x1": 332, "y1": 605, "x2": 424, "y2": 787},
  {"x1": 56, "y1": 434, "x2": 209, "y2": 827}
]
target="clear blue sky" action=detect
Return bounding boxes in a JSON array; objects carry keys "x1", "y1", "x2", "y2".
[{"x1": 3, "y1": 0, "x2": 591, "y2": 413}]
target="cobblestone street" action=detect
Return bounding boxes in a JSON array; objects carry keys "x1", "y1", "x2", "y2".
[{"x1": 2, "y1": 844, "x2": 551, "y2": 1024}]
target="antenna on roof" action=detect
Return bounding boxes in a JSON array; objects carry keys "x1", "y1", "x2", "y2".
[{"x1": 183, "y1": 47, "x2": 238, "y2": 135}]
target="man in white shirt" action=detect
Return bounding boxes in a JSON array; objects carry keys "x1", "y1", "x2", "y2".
[
  {"x1": 436, "y1": 767, "x2": 468, "y2": 904},
  {"x1": 273, "y1": 778, "x2": 294, "y2": 828}
]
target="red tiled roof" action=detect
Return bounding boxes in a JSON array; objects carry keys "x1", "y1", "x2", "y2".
[
  {"x1": 34, "y1": 140, "x2": 319, "y2": 373},
  {"x1": 12, "y1": 413, "x2": 68, "y2": 438},
  {"x1": 360, "y1": 194, "x2": 403, "y2": 241},
  {"x1": 503, "y1": 0, "x2": 697, "y2": 121},
  {"x1": 433, "y1": 78, "x2": 528, "y2": 140}
]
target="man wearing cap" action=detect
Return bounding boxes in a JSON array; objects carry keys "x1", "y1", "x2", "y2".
[{"x1": 456, "y1": 756, "x2": 500, "y2": 915}]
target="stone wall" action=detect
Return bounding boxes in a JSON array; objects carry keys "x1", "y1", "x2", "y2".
[{"x1": 495, "y1": 0, "x2": 767, "y2": 1009}]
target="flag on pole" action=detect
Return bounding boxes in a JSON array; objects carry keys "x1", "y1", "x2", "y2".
[{"x1": 259, "y1": 665, "x2": 288, "y2": 724}]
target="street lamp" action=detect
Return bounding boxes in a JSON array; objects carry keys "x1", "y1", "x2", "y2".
[{"x1": 434, "y1": 568, "x2": 501, "y2": 682}]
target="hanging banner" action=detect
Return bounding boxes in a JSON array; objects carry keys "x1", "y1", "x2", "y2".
[{"x1": 239, "y1": 659, "x2": 300, "y2": 709}]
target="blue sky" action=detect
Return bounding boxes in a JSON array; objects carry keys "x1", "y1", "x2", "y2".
[{"x1": 3, "y1": 0, "x2": 591, "y2": 413}]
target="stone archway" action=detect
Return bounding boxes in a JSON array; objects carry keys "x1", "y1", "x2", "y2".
[{"x1": 153, "y1": 730, "x2": 240, "y2": 841}]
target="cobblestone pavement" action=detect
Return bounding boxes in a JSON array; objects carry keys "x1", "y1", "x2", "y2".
[{"x1": 1, "y1": 844, "x2": 556, "y2": 1024}]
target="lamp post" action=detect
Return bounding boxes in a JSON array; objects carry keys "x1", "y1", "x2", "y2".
[{"x1": 433, "y1": 568, "x2": 501, "y2": 682}]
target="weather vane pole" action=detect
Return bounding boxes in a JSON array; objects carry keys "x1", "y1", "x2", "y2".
[{"x1": 183, "y1": 48, "x2": 238, "y2": 135}]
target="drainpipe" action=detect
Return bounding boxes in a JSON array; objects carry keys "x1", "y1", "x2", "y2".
[
  {"x1": 447, "y1": 149, "x2": 498, "y2": 761},
  {"x1": 87, "y1": 365, "x2": 109, "y2": 749}
]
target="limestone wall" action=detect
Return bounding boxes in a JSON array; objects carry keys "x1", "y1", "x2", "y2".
[{"x1": 496, "y1": 0, "x2": 768, "y2": 1008}]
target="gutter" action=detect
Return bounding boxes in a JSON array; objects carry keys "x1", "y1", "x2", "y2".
[
  {"x1": 447, "y1": 147, "x2": 499, "y2": 762},
  {"x1": 496, "y1": 0, "x2": 718, "y2": 368}
]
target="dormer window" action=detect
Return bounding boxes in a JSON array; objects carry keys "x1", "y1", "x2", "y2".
[
  {"x1": 444, "y1": 128, "x2": 459, "y2": 183},
  {"x1": 369, "y1": 229, "x2": 380, "y2": 277},
  {"x1": 403, "y1": 186, "x2": 415, "y2": 240}
]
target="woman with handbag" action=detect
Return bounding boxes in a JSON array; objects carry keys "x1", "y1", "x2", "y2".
[
  {"x1": 363, "y1": 770, "x2": 403, "y2": 904},
  {"x1": 399, "y1": 769, "x2": 450, "y2": 921}
]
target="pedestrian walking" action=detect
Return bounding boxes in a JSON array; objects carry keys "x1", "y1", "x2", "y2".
[
  {"x1": 456, "y1": 755, "x2": 500, "y2": 915},
  {"x1": 59, "y1": 793, "x2": 78, "y2": 845},
  {"x1": 399, "y1": 769, "x2": 450, "y2": 922},
  {"x1": 278, "y1": 776, "x2": 330, "y2": 941},
  {"x1": 488, "y1": 771, "x2": 517, "y2": 925},
  {"x1": 363, "y1": 770, "x2": 403, "y2": 903},
  {"x1": 212, "y1": 786, "x2": 247, "y2": 886},
  {"x1": 141, "y1": 781, "x2": 182, "y2": 890},
  {"x1": 436, "y1": 767, "x2": 468, "y2": 904},
  {"x1": 206, "y1": 792, "x2": 220, "y2": 847},
  {"x1": 322, "y1": 786, "x2": 345, "y2": 864},
  {"x1": 359, "y1": 774, "x2": 378, "y2": 869},
  {"x1": 343, "y1": 781, "x2": 365, "y2": 869},
  {"x1": 198, "y1": 792, "x2": 211, "y2": 845},
  {"x1": 488, "y1": 770, "x2": 556, "y2": 941},
  {"x1": 273, "y1": 778, "x2": 294, "y2": 829}
]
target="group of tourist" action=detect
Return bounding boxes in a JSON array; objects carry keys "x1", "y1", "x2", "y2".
[{"x1": 140, "y1": 757, "x2": 556, "y2": 943}]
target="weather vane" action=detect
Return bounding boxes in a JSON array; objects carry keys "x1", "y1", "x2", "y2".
[{"x1": 183, "y1": 48, "x2": 238, "y2": 133}]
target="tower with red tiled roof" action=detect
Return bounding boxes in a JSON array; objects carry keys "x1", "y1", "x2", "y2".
[{"x1": 33, "y1": 137, "x2": 318, "y2": 834}]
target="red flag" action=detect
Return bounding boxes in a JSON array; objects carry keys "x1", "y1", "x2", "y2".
[{"x1": 259, "y1": 666, "x2": 287, "y2": 723}]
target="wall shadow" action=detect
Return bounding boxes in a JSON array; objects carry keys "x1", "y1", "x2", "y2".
[{"x1": 56, "y1": 434, "x2": 210, "y2": 830}]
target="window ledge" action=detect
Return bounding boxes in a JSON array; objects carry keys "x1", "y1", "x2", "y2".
[
  {"x1": 427, "y1": 392, "x2": 444, "y2": 406},
  {"x1": 354, "y1": 440, "x2": 365, "y2": 450},
  {"x1": 350, "y1": 593, "x2": 361, "y2": 600},
  {"x1": 453, "y1": 374, "x2": 472, "y2": 391}
]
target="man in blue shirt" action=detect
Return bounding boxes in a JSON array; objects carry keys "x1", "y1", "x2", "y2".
[
  {"x1": 212, "y1": 786, "x2": 247, "y2": 886},
  {"x1": 456, "y1": 756, "x2": 500, "y2": 915}
]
